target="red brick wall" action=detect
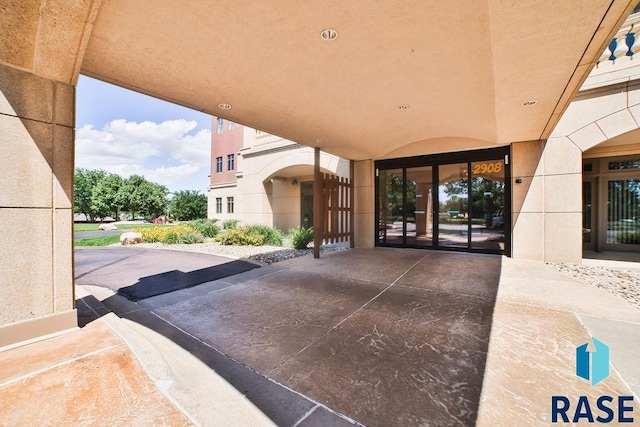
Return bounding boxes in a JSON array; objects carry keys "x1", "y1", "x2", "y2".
[{"x1": 210, "y1": 117, "x2": 243, "y2": 185}]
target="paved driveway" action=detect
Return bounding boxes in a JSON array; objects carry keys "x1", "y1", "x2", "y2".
[
  {"x1": 75, "y1": 247, "x2": 259, "y2": 300},
  {"x1": 79, "y1": 247, "x2": 501, "y2": 426}
]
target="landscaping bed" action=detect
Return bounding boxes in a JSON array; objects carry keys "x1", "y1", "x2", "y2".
[
  {"x1": 548, "y1": 263, "x2": 640, "y2": 309},
  {"x1": 135, "y1": 241, "x2": 348, "y2": 265}
]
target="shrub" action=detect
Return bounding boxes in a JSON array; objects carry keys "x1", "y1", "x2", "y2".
[
  {"x1": 248, "y1": 224, "x2": 284, "y2": 246},
  {"x1": 289, "y1": 226, "x2": 314, "y2": 249},
  {"x1": 137, "y1": 224, "x2": 201, "y2": 244},
  {"x1": 179, "y1": 232, "x2": 204, "y2": 244},
  {"x1": 616, "y1": 231, "x2": 640, "y2": 244},
  {"x1": 162, "y1": 230, "x2": 181, "y2": 244},
  {"x1": 216, "y1": 226, "x2": 266, "y2": 246},
  {"x1": 223, "y1": 219, "x2": 239, "y2": 229},
  {"x1": 188, "y1": 219, "x2": 220, "y2": 238}
]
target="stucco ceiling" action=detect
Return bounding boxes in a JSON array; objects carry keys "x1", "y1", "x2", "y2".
[{"x1": 74, "y1": 1, "x2": 636, "y2": 160}]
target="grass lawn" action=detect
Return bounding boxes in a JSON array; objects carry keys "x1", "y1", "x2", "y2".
[
  {"x1": 75, "y1": 234, "x2": 122, "y2": 247},
  {"x1": 74, "y1": 223, "x2": 171, "y2": 231}
]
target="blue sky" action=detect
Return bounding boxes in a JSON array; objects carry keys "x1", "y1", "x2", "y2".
[{"x1": 75, "y1": 76, "x2": 212, "y2": 193}]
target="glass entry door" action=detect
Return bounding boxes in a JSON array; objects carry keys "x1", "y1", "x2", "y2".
[
  {"x1": 438, "y1": 163, "x2": 469, "y2": 248},
  {"x1": 606, "y1": 178, "x2": 640, "y2": 248},
  {"x1": 300, "y1": 182, "x2": 314, "y2": 228},
  {"x1": 376, "y1": 148, "x2": 509, "y2": 254},
  {"x1": 407, "y1": 166, "x2": 433, "y2": 247},
  {"x1": 582, "y1": 180, "x2": 594, "y2": 249},
  {"x1": 470, "y1": 160, "x2": 506, "y2": 251},
  {"x1": 378, "y1": 169, "x2": 404, "y2": 245}
]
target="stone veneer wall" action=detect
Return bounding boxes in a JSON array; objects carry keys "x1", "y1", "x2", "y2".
[
  {"x1": 353, "y1": 160, "x2": 375, "y2": 248},
  {"x1": 511, "y1": 139, "x2": 583, "y2": 263}
]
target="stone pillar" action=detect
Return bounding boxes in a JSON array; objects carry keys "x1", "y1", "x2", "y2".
[
  {"x1": 511, "y1": 138, "x2": 582, "y2": 263},
  {"x1": 540, "y1": 136, "x2": 583, "y2": 263},
  {"x1": 354, "y1": 160, "x2": 375, "y2": 248},
  {"x1": 0, "y1": 64, "x2": 77, "y2": 349}
]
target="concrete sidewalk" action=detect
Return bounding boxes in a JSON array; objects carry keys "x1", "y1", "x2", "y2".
[
  {"x1": 1, "y1": 249, "x2": 638, "y2": 425},
  {"x1": 477, "y1": 256, "x2": 640, "y2": 425},
  {"x1": 0, "y1": 286, "x2": 275, "y2": 426}
]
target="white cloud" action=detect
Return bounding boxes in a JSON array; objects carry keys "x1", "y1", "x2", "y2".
[{"x1": 75, "y1": 119, "x2": 211, "y2": 191}]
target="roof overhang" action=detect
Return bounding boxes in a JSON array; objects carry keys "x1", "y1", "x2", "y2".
[{"x1": 13, "y1": 0, "x2": 637, "y2": 160}]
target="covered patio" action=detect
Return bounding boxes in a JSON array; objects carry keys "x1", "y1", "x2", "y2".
[{"x1": 3, "y1": 247, "x2": 630, "y2": 425}]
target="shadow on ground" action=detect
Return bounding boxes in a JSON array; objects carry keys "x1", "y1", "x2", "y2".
[{"x1": 117, "y1": 261, "x2": 259, "y2": 301}]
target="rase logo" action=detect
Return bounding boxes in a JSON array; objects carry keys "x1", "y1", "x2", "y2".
[
  {"x1": 551, "y1": 337, "x2": 635, "y2": 424},
  {"x1": 576, "y1": 337, "x2": 609, "y2": 386}
]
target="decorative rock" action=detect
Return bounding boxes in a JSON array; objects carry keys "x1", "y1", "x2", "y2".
[
  {"x1": 548, "y1": 262, "x2": 640, "y2": 309},
  {"x1": 134, "y1": 241, "x2": 348, "y2": 265},
  {"x1": 120, "y1": 232, "x2": 143, "y2": 245},
  {"x1": 98, "y1": 223, "x2": 118, "y2": 231}
]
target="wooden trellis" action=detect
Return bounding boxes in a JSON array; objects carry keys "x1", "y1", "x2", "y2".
[
  {"x1": 313, "y1": 148, "x2": 354, "y2": 258},
  {"x1": 320, "y1": 173, "x2": 353, "y2": 245}
]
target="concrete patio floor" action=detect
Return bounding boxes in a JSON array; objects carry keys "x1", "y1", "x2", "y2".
[
  {"x1": 1, "y1": 247, "x2": 638, "y2": 425},
  {"x1": 149, "y1": 249, "x2": 502, "y2": 426}
]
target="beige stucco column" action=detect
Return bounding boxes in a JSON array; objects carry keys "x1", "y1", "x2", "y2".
[
  {"x1": 0, "y1": 64, "x2": 77, "y2": 348},
  {"x1": 354, "y1": 160, "x2": 375, "y2": 248},
  {"x1": 511, "y1": 138, "x2": 582, "y2": 263}
]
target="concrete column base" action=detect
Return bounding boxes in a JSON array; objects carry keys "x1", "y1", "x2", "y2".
[{"x1": 0, "y1": 310, "x2": 78, "y2": 351}]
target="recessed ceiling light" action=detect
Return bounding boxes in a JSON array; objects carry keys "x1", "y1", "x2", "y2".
[
  {"x1": 320, "y1": 29, "x2": 337, "y2": 41},
  {"x1": 522, "y1": 100, "x2": 537, "y2": 106},
  {"x1": 398, "y1": 104, "x2": 409, "y2": 110},
  {"x1": 218, "y1": 103, "x2": 232, "y2": 110}
]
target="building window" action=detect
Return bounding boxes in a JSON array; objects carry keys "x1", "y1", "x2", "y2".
[
  {"x1": 228, "y1": 121, "x2": 235, "y2": 130},
  {"x1": 216, "y1": 156, "x2": 223, "y2": 173},
  {"x1": 227, "y1": 154, "x2": 235, "y2": 171},
  {"x1": 608, "y1": 157, "x2": 640, "y2": 170},
  {"x1": 217, "y1": 117, "x2": 224, "y2": 133},
  {"x1": 227, "y1": 196, "x2": 234, "y2": 214},
  {"x1": 215, "y1": 197, "x2": 222, "y2": 214}
]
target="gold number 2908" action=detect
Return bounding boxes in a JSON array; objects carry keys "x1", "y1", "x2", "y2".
[{"x1": 473, "y1": 162, "x2": 503, "y2": 175}]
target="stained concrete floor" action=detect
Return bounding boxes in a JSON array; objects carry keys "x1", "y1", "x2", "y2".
[
  {"x1": 95, "y1": 247, "x2": 503, "y2": 426},
  {"x1": 165, "y1": 250, "x2": 501, "y2": 426}
]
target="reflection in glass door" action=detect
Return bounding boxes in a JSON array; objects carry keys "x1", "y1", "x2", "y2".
[
  {"x1": 438, "y1": 163, "x2": 469, "y2": 248},
  {"x1": 378, "y1": 169, "x2": 403, "y2": 245},
  {"x1": 607, "y1": 179, "x2": 640, "y2": 246},
  {"x1": 375, "y1": 148, "x2": 509, "y2": 254},
  {"x1": 406, "y1": 166, "x2": 433, "y2": 247},
  {"x1": 300, "y1": 182, "x2": 314, "y2": 228},
  {"x1": 470, "y1": 160, "x2": 506, "y2": 251},
  {"x1": 582, "y1": 181, "x2": 593, "y2": 247}
]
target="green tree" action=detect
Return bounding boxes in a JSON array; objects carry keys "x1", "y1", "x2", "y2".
[
  {"x1": 121, "y1": 175, "x2": 168, "y2": 219},
  {"x1": 91, "y1": 173, "x2": 126, "y2": 220},
  {"x1": 73, "y1": 168, "x2": 107, "y2": 222},
  {"x1": 139, "y1": 181, "x2": 168, "y2": 218},
  {"x1": 169, "y1": 190, "x2": 208, "y2": 220}
]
